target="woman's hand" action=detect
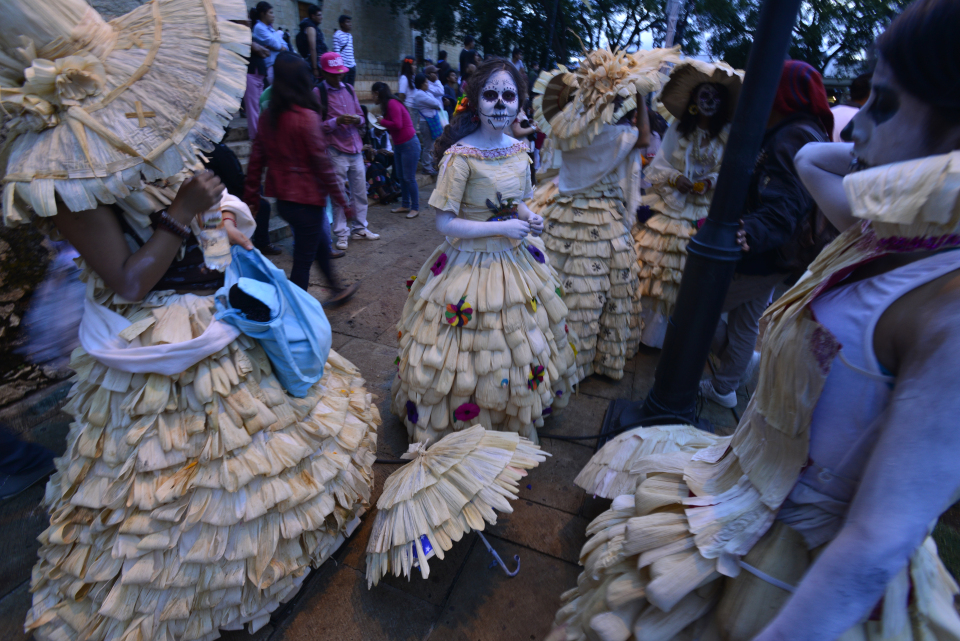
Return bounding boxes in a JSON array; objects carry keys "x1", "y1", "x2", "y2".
[
  {"x1": 527, "y1": 213, "x2": 544, "y2": 237},
  {"x1": 168, "y1": 171, "x2": 224, "y2": 226},
  {"x1": 737, "y1": 219, "x2": 750, "y2": 252},
  {"x1": 499, "y1": 219, "x2": 531, "y2": 239},
  {"x1": 674, "y1": 175, "x2": 694, "y2": 194}
]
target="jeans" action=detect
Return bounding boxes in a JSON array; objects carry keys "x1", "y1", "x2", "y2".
[
  {"x1": 276, "y1": 200, "x2": 337, "y2": 291},
  {"x1": 243, "y1": 73, "x2": 265, "y2": 140},
  {"x1": 343, "y1": 67, "x2": 356, "y2": 86},
  {"x1": 711, "y1": 272, "x2": 786, "y2": 394},
  {"x1": 0, "y1": 425, "x2": 53, "y2": 476},
  {"x1": 329, "y1": 149, "x2": 369, "y2": 241},
  {"x1": 418, "y1": 120, "x2": 436, "y2": 174},
  {"x1": 394, "y1": 136, "x2": 421, "y2": 211},
  {"x1": 253, "y1": 197, "x2": 272, "y2": 247}
]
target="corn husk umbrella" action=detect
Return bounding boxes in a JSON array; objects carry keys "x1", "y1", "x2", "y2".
[
  {"x1": 574, "y1": 424, "x2": 717, "y2": 498},
  {"x1": 366, "y1": 424, "x2": 548, "y2": 587}
]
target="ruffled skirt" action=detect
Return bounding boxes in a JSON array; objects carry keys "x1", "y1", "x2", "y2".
[
  {"x1": 26, "y1": 292, "x2": 380, "y2": 641},
  {"x1": 550, "y1": 424, "x2": 960, "y2": 641},
  {"x1": 532, "y1": 181, "x2": 641, "y2": 380},
  {"x1": 391, "y1": 236, "x2": 580, "y2": 445},
  {"x1": 633, "y1": 193, "x2": 707, "y2": 348}
]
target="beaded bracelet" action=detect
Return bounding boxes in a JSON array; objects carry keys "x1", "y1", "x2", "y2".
[{"x1": 156, "y1": 210, "x2": 191, "y2": 240}]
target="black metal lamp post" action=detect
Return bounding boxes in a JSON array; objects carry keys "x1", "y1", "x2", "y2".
[{"x1": 618, "y1": 0, "x2": 804, "y2": 429}]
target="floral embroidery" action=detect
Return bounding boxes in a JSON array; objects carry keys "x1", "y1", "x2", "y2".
[
  {"x1": 406, "y1": 275, "x2": 417, "y2": 290},
  {"x1": 444, "y1": 142, "x2": 529, "y2": 160},
  {"x1": 406, "y1": 400, "x2": 419, "y2": 424},
  {"x1": 501, "y1": 378, "x2": 509, "y2": 387},
  {"x1": 453, "y1": 403, "x2": 481, "y2": 422},
  {"x1": 486, "y1": 192, "x2": 520, "y2": 221},
  {"x1": 810, "y1": 325, "x2": 841, "y2": 375},
  {"x1": 431, "y1": 254, "x2": 448, "y2": 276},
  {"x1": 526, "y1": 245, "x2": 545, "y2": 264},
  {"x1": 527, "y1": 365, "x2": 545, "y2": 390},
  {"x1": 445, "y1": 297, "x2": 473, "y2": 326}
]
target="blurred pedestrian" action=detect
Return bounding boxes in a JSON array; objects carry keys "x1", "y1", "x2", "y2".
[
  {"x1": 333, "y1": 15, "x2": 357, "y2": 85},
  {"x1": 319, "y1": 52, "x2": 380, "y2": 251},
  {"x1": 527, "y1": 59, "x2": 540, "y2": 93},
  {"x1": 459, "y1": 36, "x2": 477, "y2": 76},
  {"x1": 398, "y1": 57, "x2": 415, "y2": 103},
  {"x1": 244, "y1": 53, "x2": 359, "y2": 303},
  {"x1": 409, "y1": 72, "x2": 444, "y2": 176},
  {"x1": 442, "y1": 67, "x2": 460, "y2": 117},
  {"x1": 424, "y1": 65, "x2": 445, "y2": 100},
  {"x1": 373, "y1": 81, "x2": 422, "y2": 218},
  {"x1": 250, "y1": 2, "x2": 287, "y2": 83},
  {"x1": 243, "y1": 39, "x2": 269, "y2": 141},
  {"x1": 511, "y1": 47, "x2": 524, "y2": 72},
  {"x1": 295, "y1": 4, "x2": 327, "y2": 80}
]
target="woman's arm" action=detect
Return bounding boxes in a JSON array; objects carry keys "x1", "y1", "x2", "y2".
[
  {"x1": 795, "y1": 142, "x2": 858, "y2": 232},
  {"x1": 512, "y1": 120, "x2": 535, "y2": 138},
  {"x1": 53, "y1": 172, "x2": 224, "y2": 301},
  {"x1": 435, "y1": 210, "x2": 530, "y2": 239},
  {"x1": 754, "y1": 292, "x2": 960, "y2": 641}
]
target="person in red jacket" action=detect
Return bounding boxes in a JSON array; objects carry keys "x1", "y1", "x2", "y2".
[{"x1": 244, "y1": 52, "x2": 359, "y2": 304}]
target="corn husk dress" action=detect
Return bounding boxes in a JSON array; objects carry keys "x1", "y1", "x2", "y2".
[
  {"x1": 0, "y1": 1, "x2": 381, "y2": 639},
  {"x1": 529, "y1": 48, "x2": 676, "y2": 379},
  {"x1": 633, "y1": 121, "x2": 730, "y2": 348},
  {"x1": 548, "y1": 153, "x2": 960, "y2": 641},
  {"x1": 391, "y1": 142, "x2": 580, "y2": 445}
]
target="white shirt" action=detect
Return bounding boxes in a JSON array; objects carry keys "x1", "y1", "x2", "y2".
[
  {"x1": 409, "y1": 88, "x2": 443, "y2": 118},
  {"x1": 427, "y1": 79, "x2": 445, "y2": 100},
  {"x1": 332, "y1": 30, "x2": 355, "y2": 68}
]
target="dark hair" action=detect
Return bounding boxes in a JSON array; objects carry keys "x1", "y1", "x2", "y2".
[
  {"x1": 649, "y1": 110, "x2": 669, "y2": 137},
  {"x1": 400, "y1": 58, "x2": 415, "y2": 87},
  {"x1": 338, "y1": 14, "x2": 350, "y2": 25},
  {"x1": 371, "y1": 81, "x2": 401, "y2": 110},
  {"x1": 268, "y1": 53, "x2": 322, "y2": 128},
  {"x1": 414, "y1": 72, "x2": 428, "y2": 90},
  {"x1": 877, "y1": 0, "x2": 960, "y2": 122},
  {"x1": 464, "y1": 36, "x2": 476, "y2": 46},
  {"x1": 512, "y1": 47, "x2": 522, "y2": 56},
  {"x1": 433, "y1": 57, "x2": 529, "y2": 169},
  {"x1": 677, "y1": 82, "x2": 731, "y2": 140},
  {"x1": 849, "y1": 73, "x2": 872, "y2": 102},
  {"x1": 306, "y1": 4, "x2": 321, "y2": 17},
  {"x1": 439, "y1": 50, "x2": 448, "y2": 60},
  {"x1": 249, "y1": 1, "x2": 272, "y2": 25},
  {"x1": 444, "y1": 68, "x2": 457, "y2": 83}
]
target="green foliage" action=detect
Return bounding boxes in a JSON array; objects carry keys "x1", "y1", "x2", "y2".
[{"x1": 693, "y1": 0, "x2": 909, "y2": 75}]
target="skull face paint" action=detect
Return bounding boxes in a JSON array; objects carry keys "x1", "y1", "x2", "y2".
[
  {"x1": 697, "y1": 84, "x2": 721, "y2": 117},
  {"x1": 478, "y1": 70, "x2": 519, "y2": 133}
]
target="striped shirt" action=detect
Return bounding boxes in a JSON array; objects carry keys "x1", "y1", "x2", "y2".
[{"x1": 332, "y1": 30, "x2": 356, "y2": 68}]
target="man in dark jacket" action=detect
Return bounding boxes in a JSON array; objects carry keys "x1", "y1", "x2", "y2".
[
  {"x1": 701, "y1": 61, "x2": 834, "y2": 408},
  {"x1": 296, "y1": 5, "x2": 327, "y2": 80}
]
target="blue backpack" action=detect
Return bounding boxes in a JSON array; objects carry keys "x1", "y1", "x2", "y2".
[{"x1": 215, "y1": 247, "x2": 332, "y2": 397}]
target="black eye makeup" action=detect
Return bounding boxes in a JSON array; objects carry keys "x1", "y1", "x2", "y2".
[
  {"x1": 482, "y1": 90, "x2": 499, "y2": 101},
  {"x1": 866, "y1": 85, "x2": 900, "y2": 126},
  {"x1": 502, "y1": 91, "x2": 517, "y2": 102}
]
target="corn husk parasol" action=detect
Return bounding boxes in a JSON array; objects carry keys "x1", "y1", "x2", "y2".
[
  {"x1": 365, "y1": 424, "x2": 548, "y2": 587},
  {"x1": 533, "y1": 47, "x2": 680, "y2": 151},
  {"x1": 660, "y1": 59, "x2": 744, "y2": 121},
  {"x1": 574, "y1": 424, "x2": 718, "y2": 498},
  {"x1": 0, "y1": 0, "x2": 249, "y2": 225}
]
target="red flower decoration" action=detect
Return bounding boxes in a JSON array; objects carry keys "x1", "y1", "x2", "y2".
[
  {"x1": 406, "y1": 275, "x2": 417, "y2": 291},
  {"x1": 527, "y1": 365, "x2": 545, "y2": 390},
  {"x1": 431, "y1": 253, "x2": 448, "y2": 276},
  {"x1": 453, "y1": 402, "x2": 480, "y2": 422}
]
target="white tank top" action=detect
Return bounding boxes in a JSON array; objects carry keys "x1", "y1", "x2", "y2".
[{"x1": 778, "y1": 250, "x2": 960, "y2": 547}]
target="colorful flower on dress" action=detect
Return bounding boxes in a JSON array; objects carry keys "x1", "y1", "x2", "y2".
[
  {"x1": 445, "y1": 297, "x2": 473, "y2": 326},
  {"x1": 406, "y1": 400, "x2": 419, "y2": 424},
  {"x1": 501, "y1": 378, "x2": 509, "y2": 387},
  {"x1": 406, "y1": 275, "x2": 417, "y2": 290},
  {"x1": 394, "y1": 356, "x2": 401, "y2": 365},
  {"x1": 542, "y1": 407, "x2": 553, "y2": 416},
  {"x1": 431, "y1": 253, "x2": 448, "y2": 276},
  {"x1": 529, "y1": 297, "x2": 538, "y2": 313},
  {"x1": 453, "y1": 402, "x2": 481, "y2": 422},
  {"x1": 527, "y1": 365, "x2": 545, "y2": 390},
  {"x1": 398, "y1": 330, "x2": 402, "y2": 340},
  {"x1": 526, "y1": 245, "x2": 545, "y2": 264},
  {"x1": 485, "y1": 192, "x2": 520, "y2": 221},
  {"x1": 556, "y1": 286, "x2": 563, "y2": 298},
  {"x1": 569, "y1": 341, "x2": 578, "y2": 357},
  {"x1": 556, "y1": 390, "x2": 563, "y2": 397},
  {"x1": 454, "y1": 95, "x2": 471, "y2": 115}
]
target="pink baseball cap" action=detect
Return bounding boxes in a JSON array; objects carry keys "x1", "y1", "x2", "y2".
[{"x1": 320, "y1": 52, "x2": 349, "y2": 75}]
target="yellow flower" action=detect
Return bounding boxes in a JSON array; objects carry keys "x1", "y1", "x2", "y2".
[{"x1": 22, "y1": 54, "x2": 106, "y2": 108}]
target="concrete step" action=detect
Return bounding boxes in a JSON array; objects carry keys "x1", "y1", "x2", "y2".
[{"x1": 225, "y1": 117, "x2": 249, "y2": 142}]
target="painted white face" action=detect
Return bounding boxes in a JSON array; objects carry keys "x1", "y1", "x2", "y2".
[{"x1": 478, "y1": 70, "x2": 519, "y2": 133}]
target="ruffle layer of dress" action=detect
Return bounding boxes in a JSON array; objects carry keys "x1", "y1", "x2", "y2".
[
  {"x1": 391, "y1": 236, "x2": 580, "y2": 446},
  {"x1": 550, "y1": 424, "x2": 960, "y2": 641},
  {"x1": 26, "y1": 272, "x2": 380, "y2": 641},
  {"x1": 532, "y1": 179, "x2": 641, "y2": 380}
]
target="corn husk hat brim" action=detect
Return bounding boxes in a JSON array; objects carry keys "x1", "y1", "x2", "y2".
[
  {"x1": 0, "y1": 0, "x2": 250, "y2": 225},
  {"x1": 660, "y1": 59, "x2": 744, "y2": 121}
]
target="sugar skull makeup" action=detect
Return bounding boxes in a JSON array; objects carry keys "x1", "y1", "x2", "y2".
[
  {"x1": 697, "y1": 84, "x2": 721, "y2": 117},
  {"x1": 478, "y1": 70, "x2": 519, "y2": 133}
]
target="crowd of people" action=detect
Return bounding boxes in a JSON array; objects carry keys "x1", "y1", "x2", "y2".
[{"x1": 2, "y1": 0, "x2": 960, "y2": 640}]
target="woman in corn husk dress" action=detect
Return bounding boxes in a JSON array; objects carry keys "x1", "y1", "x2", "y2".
[
  {"x1": 391, "y1": 58, "x2": 580, "y2": 446},
  {"x1": 633, "y1": 61, "x2": 742, "y2": 348},
  {"x1": 548, "y1": 3, "x2": 960, "y2": 639},
  {"x1": 527, "y1": 48, "x2": 676, "y2": 380},
  {"x1": 1, "y1": 2, "x2": 379, "y2": 639}
]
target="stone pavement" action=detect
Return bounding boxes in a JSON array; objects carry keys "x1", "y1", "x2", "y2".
[{"x1": 0, "y1": 190, "x2": 742, "y2": 641}]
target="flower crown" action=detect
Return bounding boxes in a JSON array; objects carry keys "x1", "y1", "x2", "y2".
[
  {"x1": 454, "y1": 95, "x2": 472, "y2": 115},
  {"x1": 403, "y1": 58, "x2": 415, "y2": 64}
]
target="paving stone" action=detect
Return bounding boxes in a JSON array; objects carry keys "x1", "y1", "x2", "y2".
[
  {"x1": 336, "y1": 337, "x2": 403, "y2": 405},
  {"x1": 576, "y1": 370, "x2": 636, "y2": 401},
  {"x1": 331, "y1": 331, "x2": 355, "y2": 351},
  {"x1": 580, "y1": 495, "x2": 614, "y2": 523},
  {"x1": 0, "y1": 580, "x2": 30, "y2": 641},
  {"x1": 487, "y1": 500, "x2": 589, "y2": 564},
  {"x1": 0, "y1": 475, "x2": 51, "y2": 601},
  {"x1": 427, "y1": 535, "x2": 580, "y2": 641},
  {"x1": 538, "y1": 391, "x2": 608, "y2": 440},
  {"x1": 631, "y1": 344, "x2": 661, "y2": 399},
  {"x1": 518, "y1": 438, "x2": 592, "y2": 515},
  {"x1": 275, "y1": 561, "x2": 438, "y2": 641},
  {"x1": 218, "y1": 623, "x2": 274, "y2": 641}
]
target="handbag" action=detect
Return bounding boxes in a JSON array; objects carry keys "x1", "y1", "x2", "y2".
[
  {"x1": 214, "y1": 246, "x2": 332, "y2": 397},
  {"x1": 420, "y1": 110, "x2": 444, "y2": 139}
]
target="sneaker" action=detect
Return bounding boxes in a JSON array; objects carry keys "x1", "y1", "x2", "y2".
[
  {"x1": 699, "y1": 379, "x2": 738, "y2": 409},
  {"x1": 350, "y1": 228, "x2": 380, "y2": 241},
  {"x1": 0, "y1": 456, "x2": 56, "y2": 501},
  {"x1": 325, "y1": 281, "x2": 360, "y2": 307},
  {"x1": 335, "y1": 238, "x2": 349, "y2": 251},
  {"x1": 255, "y1": 243, "x2": 282, "y2": 256},
  {"x1": 330, "y1": 248, "x2": 346, "y2": 259}
]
